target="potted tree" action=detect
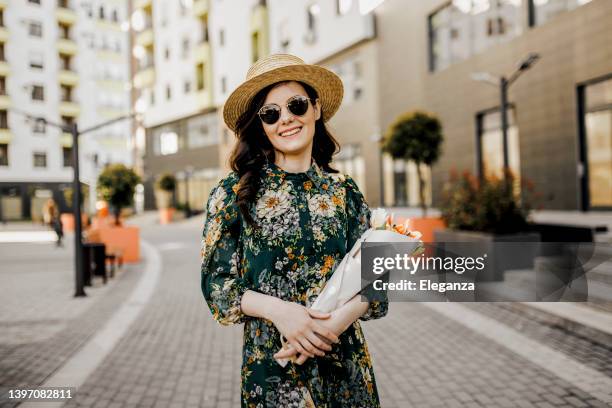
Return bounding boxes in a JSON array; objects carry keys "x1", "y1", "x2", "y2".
[
  {"x1": 435, "y1": 170, "x2": 540, "y2": 281},
  {"x1": 155, "y1": 173, "x2": 176, "y2": 224},
  {"x1": 93, "y1": 164, "x2": 142, "y2": 263},
  {"x1": 382, "y1": 110, "x2": 446, "y2": 242},
  {"x1": 60, "y1": 185, "x2": 89, "y2": 232}
]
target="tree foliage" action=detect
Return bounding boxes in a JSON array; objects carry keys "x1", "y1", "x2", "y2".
[{"x1": 97, "y1": 164, "x2": 141, "y2": 225}]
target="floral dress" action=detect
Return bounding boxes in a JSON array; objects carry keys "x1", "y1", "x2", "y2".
[{"x1": 200, "y1": 161, "x2": 388, "y2": 408}]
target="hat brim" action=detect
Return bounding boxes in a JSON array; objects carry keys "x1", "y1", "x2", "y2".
[{"x1": 223, "y1": 64, "x2": 344, "y2": 132}]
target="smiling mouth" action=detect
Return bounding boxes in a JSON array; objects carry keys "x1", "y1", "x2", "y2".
[{"x1": 279, "y1": 127, "x2": 302, "y2": 137}]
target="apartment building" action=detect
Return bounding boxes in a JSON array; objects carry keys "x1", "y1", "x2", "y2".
[
  {"x1": 136, "y1": 0, "x2": 270, "y2": 211},
  {"x1": 0, "y1": 0, "x2": 132, "y2": 221},
  {"x1": 375, "y1": 0, "x2": 612, "y2": 211}
]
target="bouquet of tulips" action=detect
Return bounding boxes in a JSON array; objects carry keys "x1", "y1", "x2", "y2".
[{"x1": 276, "y1": 209, "x2": 423, "y2": 366}]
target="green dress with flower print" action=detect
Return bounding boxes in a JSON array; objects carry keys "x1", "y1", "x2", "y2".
[{"x1": 200, "y1": 161, "x2": 387, "y2": 408}]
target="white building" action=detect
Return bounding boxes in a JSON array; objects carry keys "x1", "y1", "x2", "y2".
[{"x1": 0, "y1": 0, "x2": 132, "y2": 221}]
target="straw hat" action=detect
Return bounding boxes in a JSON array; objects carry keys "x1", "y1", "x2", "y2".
[{"x1": 223, "y1": 54, "x2": 344, "y2": 132}]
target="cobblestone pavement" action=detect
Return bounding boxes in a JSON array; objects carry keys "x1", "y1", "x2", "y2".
[
  {"x1": 53, "y1": 218, "x2": 612, "y2": 408},
  {"x1": 3, "y1": 218, "x2": 612, "y2": 407},
  {"x1": 0, "y1": 234, "x2": 143, "y2": 408}
]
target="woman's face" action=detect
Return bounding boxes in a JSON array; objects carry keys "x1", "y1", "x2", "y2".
[{"x1": 260, "y1": 81, "x2": 321, "y2": 160}]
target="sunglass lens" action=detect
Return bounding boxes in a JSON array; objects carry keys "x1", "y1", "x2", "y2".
[
  {"x1": 287, "y1": 97, "x2": 309, "y2": 116},
  {"x1": 259, "y1": 105, "x2": 280, "y2": 125}
]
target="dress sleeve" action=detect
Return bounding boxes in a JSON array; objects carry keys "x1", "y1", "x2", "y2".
[
  {"x1": 200, "y1": 174, "x2": 250, "y2": 326},
  {"x1": 344, "y1": 175, "x2": 389, "y2": 322}
]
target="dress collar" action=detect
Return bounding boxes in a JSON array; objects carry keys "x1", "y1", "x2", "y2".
[{"x1": 261, "y1": 160, "x2": 325, "y2": 190}]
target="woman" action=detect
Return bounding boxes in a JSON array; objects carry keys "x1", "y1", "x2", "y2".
[{"x1": 201, "y1": 54, "x2": 387, "y2": 407}]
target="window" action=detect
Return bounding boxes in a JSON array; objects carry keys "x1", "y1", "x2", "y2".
[
  {"x1": 219, "y1": 29, "x2": 225, "y2": 46},
  {"x1": 580, "y1": 76, "x2": 612, "y2": 208},
  {"x1": 33, "y1": 152, "x2": 47, "y2": 168},
  {"x1": 60, "y1": 85, "x2": 73, "y2": 102},
  {"x1": 182, "y1": 38, "x2": 190, "y2": 58},
  {"x1": 164, "y1": 47, "x2": 170, "y2": 60},
  {"x1": 0, "y1": 44, "x2": 4, "y2": 61},
  {"x1": 476, "y1": 107, "x2": 521, "y2": 193},
  {"x1": 530, "y1": 0, "x2": 594, "y2": 27},
  {"x1": 429, "y1": 0, "x2": 522, "y2": 72},
  {"x1": 59, "y1": 23, "x2": 70, "y2": 40},
  {"x1": 0, "y1": 77, "x2": 5, "y2": 95},
  {"x1": 221, "y1": 77, "x2": 226, "y2": 94},
  {"x1": 279, "y1": 20, "x2": 290, "y2": 51},
  {"x1": 200, "y1": 15, "x2": 209, "y2": 42},
  {"x1": 30, "y1": 52, "x2": 44, "y2": 69},
  {"x1": 184, "y1": 80, "x2": 191, "y2": 93},
  {"x1": 305, "y1": 3, "x2": 320, "y2": 43},
  {"x1": 99, "y1": 5, "x2": 105, "y2": 20},
  {"x1": 0, "y1": 110, "x2": 7, "y2": 128},
  {"x1": 159, "y1": 131, "x2": 178, "y2": 155},
  {"x1": 166, "y1": 85, "x2": 171, "y2": 100},
  {"x1": 187, "y1": 113, "x2": 218, "y2": 148},
  {"x1": 29, "y1": 21, "x2": 43, "y2": 37},
  {"x1": 336, "y1": 0, "x2": 352, "y2": 15},
  {"x1": 251, "y1": 32, "x2": 260, "y2": 62},
  {"x1": 32, "y1": 85, "x2": 45, "y2": 101},
  {"x1": 196, "y1": 63, "x2": 205, "y2": 90},
  {"x1": 0, "y1": 9, "x2": 4, "y2": 27},
  {"x1": 150, "y1": 89, "x2": 155, "y2": 106},
  {"x1": 63, "y1": 147, "x2": 73, "y2": 167},
  {"x1": 33, "y1": 119, "x2": 46, "y2": 134},
  {"x1": 112, "y1": 9, "x2": 119, "y2": 22},
  {"x1": 0, "y1": 144, "x2": 7, "y2": 166},
  {"x1": 29, "y1": 0, "x2": 41, "y2": 4}
]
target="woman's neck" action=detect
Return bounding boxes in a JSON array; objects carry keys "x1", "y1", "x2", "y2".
[{"x1": 274, "y1": 152, "x2": 312, "y2": 173}]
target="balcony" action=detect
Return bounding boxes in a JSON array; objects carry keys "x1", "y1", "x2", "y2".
[
  {"x1": 194, "y1": 41, "x2": 210, "y2": 64},
  {"x1": 58, "y1": 69, "x2": 78, "y2": 86},
  {"x1": 135, "y1": 28, "x2": 154, "y2": 47},
  {"x1": 196, "y1": 88, "x2": 212, "y2": 110},
  {"x1": 135, "y1": 0, "x2": 152, "y2": 9},
  {"x1": 0, "y1": 0, "x2": 6, "y2": 9},
  {"x1": 0, "y1": 60, "x2": 9, "y2": 76},
  {"x1": 0, "y1": 26, "x2": 8, "y2": 43},
  {"x1": 57, "y1": 38, "x2": 77, "y2": 55},
  {"x1": 193, "y1": 0, "x2": 209, "y2": 17},
  {"x1": 60, "y1": 132, "x2": 73, "y2": 147},
  {"x1": 133, "y1": 66, "x2": 155, "y2": 89},
  {"x1": 56, "y1": 5, "x2": 77, "y2": 26},
  {"x1": 0, "y1": 129, "x2": 12, "y2": 144},
  {"x1": 0, "y1": 94, "x2": 10, "y2": 110},
  {"x1": 59, "y1": 101, "x2": 80, "y2": 117}
]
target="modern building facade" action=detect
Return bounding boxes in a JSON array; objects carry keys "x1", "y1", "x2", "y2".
[
  {"x1": 375, "y1": 0, "x2": 612, "y2": 211},
  {"x1": 0, "y1": 0, "x2": 132, "y2": 221}
]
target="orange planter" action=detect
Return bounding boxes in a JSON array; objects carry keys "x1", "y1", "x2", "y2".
[
  {"x1": 88, "y1": 225, "x2": 140, "y2": 263},
  {"x1": 159, "y1": 208, "x2": 175, "y2": 224},
  {"x1": 407, "y1": 217, "x2": 446, "y2": 243},
  {"x1": 60, "y1": 213, "x2": 89, "y2": 232}
]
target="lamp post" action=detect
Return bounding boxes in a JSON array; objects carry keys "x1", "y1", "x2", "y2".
[
  {"x1": 11, "y1": 109, "x2": 137, "y2": 297},
  {"x1": 472, "y1": 53, "x2": 540, "y2": 181}
]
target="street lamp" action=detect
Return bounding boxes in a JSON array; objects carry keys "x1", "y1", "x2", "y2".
[
  {"x1": 472, "y1": 53, "x2": 540, "y2": 181},
  {"x1": 11, "y1": 109, "x2": 138, "y2": 297}
]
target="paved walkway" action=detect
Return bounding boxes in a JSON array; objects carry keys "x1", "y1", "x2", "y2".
[{"x1": 2, "y1": 217, "x2": 612, "y2": 407}]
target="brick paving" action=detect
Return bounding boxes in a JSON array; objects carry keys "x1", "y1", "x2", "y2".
[
  {"x1": 3, "y1": 218, "x2": 612, "y2": 407},
  {"x1": 60, "y1": 219, "x2": 612, "y2": 407},
  {"x1": 0, "y1": 236, "x2": 143, "y2": 408}
]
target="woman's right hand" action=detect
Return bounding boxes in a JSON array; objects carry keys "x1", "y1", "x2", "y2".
[{"x1": 268, "y1": 302, "x2": 340, "y2": 358}]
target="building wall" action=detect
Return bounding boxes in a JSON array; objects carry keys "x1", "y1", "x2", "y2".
[{"x1": 376, "y1": 0, "x2": 612, "y2": 210}]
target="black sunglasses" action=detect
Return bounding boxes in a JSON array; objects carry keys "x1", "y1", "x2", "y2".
[{"x1": 257, "y1": 95, "x2": 315, "y2": 125}]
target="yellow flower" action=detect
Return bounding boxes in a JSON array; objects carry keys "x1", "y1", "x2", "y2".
[{"x1": 303, "y1": 180, "x2": 313, "y2": 190}]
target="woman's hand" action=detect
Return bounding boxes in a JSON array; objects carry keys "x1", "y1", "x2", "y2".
[{"x1": 268, "y1": 302, "x2": 339, "y2": 360}]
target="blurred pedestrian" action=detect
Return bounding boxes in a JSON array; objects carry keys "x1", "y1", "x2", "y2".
[
  {"x1": 43, "y1": 198, "x2": 63, "y2": 247},
  {"x1": 200, "y1": 54, "x2": 386, "y2": 407}
]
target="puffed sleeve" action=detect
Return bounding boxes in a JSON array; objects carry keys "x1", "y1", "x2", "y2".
[
  {"x1": 344, "y1": 175, "x2": 389, "y2": 321},
  {"x1": 200, "y1": 173, "x2": 250, "y2": 326}
]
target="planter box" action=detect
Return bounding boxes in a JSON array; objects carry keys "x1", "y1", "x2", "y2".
[
  {"x1": 159, "y1": 208, "x2": 175, "y2": 224},
  {"x1": 60, "y1": 213, "x2": 89, "y2": 232},
  {"x1": 408, "y1": 217, "x2": 446, "y2": 243},
  {"x1": 87, "y1": 225, "x2": 140, "y2": 263},
  {"x1": 434, "y1": 229, "x2": 540, "y2": 282}
]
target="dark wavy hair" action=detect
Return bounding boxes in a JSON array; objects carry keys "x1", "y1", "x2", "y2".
[{"x1": 229, "y1": 81, "x2": 340, "y2": 227}]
